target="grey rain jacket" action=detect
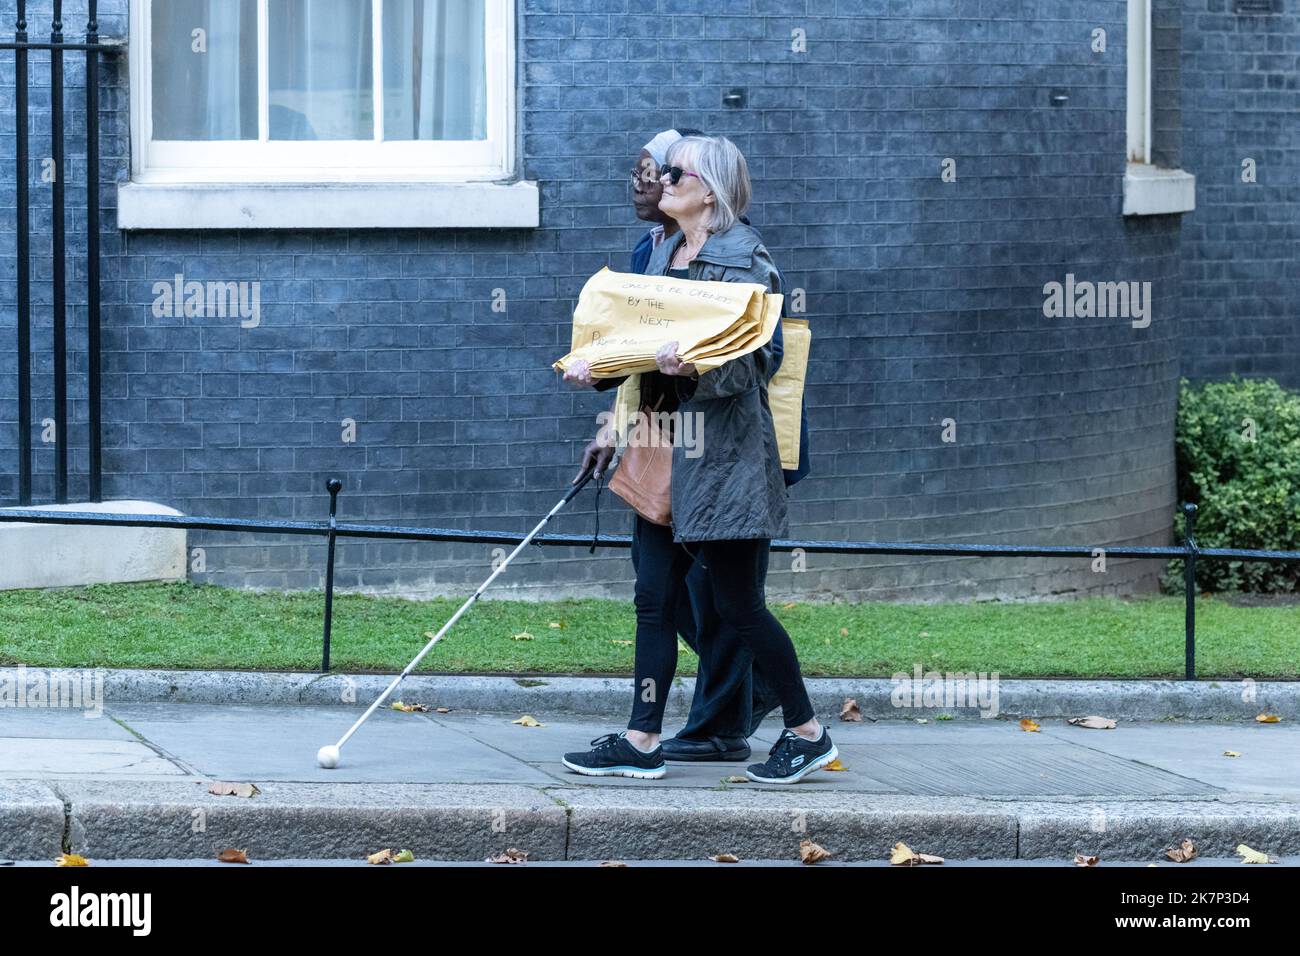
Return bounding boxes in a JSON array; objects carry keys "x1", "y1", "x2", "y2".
[{"x1": 643, "y1": 221, "x2": 790, "y2": 542}]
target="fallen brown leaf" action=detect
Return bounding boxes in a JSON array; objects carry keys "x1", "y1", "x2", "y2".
[
  {"x1": 486, "y1": 848, "x2": 529, "y2": 864},
  {"x1": 1256, "y1": 713, "x2": 1281, "y2": 723},
  {"x1": 709, "y1": 853, "x2": 740, "y2": 863},
  {"x1": 512, "y1": 715, "x2": 543, "y2": 727},
  {"x1": 1074, "y1": 854, "x2": 1099, "y2": 867},
  {"x1": 1165, "y1": 838, "x2": 1197, "y2": 863},
  {"x1": 54, "y1": 853, "x2": 89, "y2": 867},
  {"x1": 435, "y1": 707, "x2": 451, "y2": 714},
  {"x1": 1067, "y1": 716, "x2": 1117, "y2": 730},
  {"x1": 511, "y1": 631, "x2": 534, "y2": 642},
  {"x1": 722, "y1": 775, "x2": 749, "y2": 784},
  {"x1": 367, "y1": 848, "x2": 393, "y2": 865},
  {"x1": 839, "y1": 627, "x2": 849, "y2": 637},
  {"x1": 889, "y1": 841, "x2": 943, "y2": 866},
  {"x1": 216, "y1": 848, "x2": 250, "y2": 864},
  {"x1": 1236, "y1": 844, "x2": 1275, "y2": 864},
  {"x1": 800, "y1": 840, "x2": 832, "y2": 864},
  {"x1": 599, "y1": 860, "x2": 627, "y2": 867},
  {"x1": 839, "y1": 698, "x2": 863, "y2": 722},
  {"x1": 208, "y1": 781, "x2": 260, "y2": 798},
  {"x1": 1019, "y1": 718, "x2": 1041, "y2": 733},
  {"x1": 1223, "y1": 750, "x2": 1241, "y2": 757},
  {"x1": 392, "y1": 700, "x2": 430, "y2": 713}
]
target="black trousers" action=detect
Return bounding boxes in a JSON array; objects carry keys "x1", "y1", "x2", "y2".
[
  {"x1": 627, "y1": 517, "x2": 815, "y2": 734},
  {"x1": 628, "y1": 516, "x2": 779, "y2": 740}
]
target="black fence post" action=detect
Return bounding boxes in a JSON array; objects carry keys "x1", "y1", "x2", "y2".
[
  {"x1": 51, "y1": 0, "x2": 67, "y2": 502},
  {"x1": 1183, "y1": 502, "x2": 1199, "y2": 681},
  {"x1": 14, "y1": 0, "x2": 32, "y2": 505},
  {"x1": 321, "y1": 478, "x2": 343, "y2": 673},
  {"x1": 85, "y1": 0, "x2": 102, "y2": 502}
]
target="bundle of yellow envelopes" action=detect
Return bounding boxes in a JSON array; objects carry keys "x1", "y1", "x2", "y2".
[
  {"x1": 556, "y1": 268, "x2": 811, "y2": 470},
  {"x1": 553, "y1": 267, "x2": 784, "y2": 377}
]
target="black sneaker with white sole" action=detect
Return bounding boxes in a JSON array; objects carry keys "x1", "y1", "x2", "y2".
[
  {"x1": 745, "y1": 727, "x2": 838, "y2": 784},
  {"x1": 562, "y1": 731, "x2": 666, "y2": 779}
]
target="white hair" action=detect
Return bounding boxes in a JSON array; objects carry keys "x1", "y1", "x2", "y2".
[{"x1": 665, "y1": 135, "x2": 751, "y2": 234}]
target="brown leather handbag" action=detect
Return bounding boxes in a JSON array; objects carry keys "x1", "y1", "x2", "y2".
[{"x1": 609, "y1": 400, "x2": 673, "y2": 526}]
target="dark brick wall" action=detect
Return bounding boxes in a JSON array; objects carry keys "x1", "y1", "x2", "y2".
[
  {"x1": 1, "y1": 0, "x2": 1193, "y2": 601},
  {"x1": 1152, "y1": 0, "x2": 1183, "y2": 169},
  {"x1": 1180, "y1": 0, "x2": 1300, "y2": 388}
]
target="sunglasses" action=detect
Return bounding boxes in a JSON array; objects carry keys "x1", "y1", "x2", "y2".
[{"x1": 658, "y1": 164, "x2": 702, "y2": 185}]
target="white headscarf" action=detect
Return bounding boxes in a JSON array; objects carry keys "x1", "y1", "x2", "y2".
[{"x1": 642, "y1": 129, "x2": 683, "y2": 167}]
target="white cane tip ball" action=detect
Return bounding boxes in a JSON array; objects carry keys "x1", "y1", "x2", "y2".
[{"x1": 317, "y1": 745, "x2": 340, "y2": 769}]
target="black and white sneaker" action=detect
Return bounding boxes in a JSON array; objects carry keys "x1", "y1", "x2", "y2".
[
  {"x1": 562, "y1": 732, "x2": 666, "y2": 779},
  {"x1": 745, "y1": 727, "x2": 838, "y2": 784}
]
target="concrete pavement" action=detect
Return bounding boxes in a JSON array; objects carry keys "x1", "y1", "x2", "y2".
[{"x1": 2, "y1": 692, "x2": 1299, "y2": 864}]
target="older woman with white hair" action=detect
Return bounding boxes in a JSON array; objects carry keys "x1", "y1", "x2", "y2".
[{"x1": 562, "y1": 135, "x2": 836, "y2": 784}]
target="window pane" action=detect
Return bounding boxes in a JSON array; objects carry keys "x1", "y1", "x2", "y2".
[
  {"x1": 382, "y1": 0, "x2": 487, "y2": 141},
  {"x1": 269, "y1": 0, "x2": 374, "y2": 140},
  {"x1": 152, "y1": 0, "x2": 258, "y2": 140}
]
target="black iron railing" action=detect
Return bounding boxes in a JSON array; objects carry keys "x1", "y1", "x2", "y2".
[
  {"x1": 2, "y1": 1, "x2": 122, "y2": 505},
  {"x1": 2, "y1": 486, "x2": 1297, "y2": 679}
]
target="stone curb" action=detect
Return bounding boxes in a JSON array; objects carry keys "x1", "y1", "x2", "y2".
[
  {"x1": 7, "y1": 668, "x2": 1295, "y2": 721},
  {"x1": 54, "y1": 781, "x2": 568, "y2": 862},
  {"x1": 0, "y1": 782, "x2": 67, "y2": 859},
  {"x1": 5, "y1": 781, "x2": 1300, "y2": 862}
]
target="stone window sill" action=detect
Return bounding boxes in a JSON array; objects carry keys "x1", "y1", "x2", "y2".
[
  {"x1": 116, "y1": 180, "x2": 541, "y2": 230},
  {"x1": 1123, "y1": 163, "x2": 1196, "y2": 216}
]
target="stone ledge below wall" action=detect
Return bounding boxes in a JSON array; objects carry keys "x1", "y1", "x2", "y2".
[{"x1": 0, "y1": 501, "x2": 187, "y2": 591}]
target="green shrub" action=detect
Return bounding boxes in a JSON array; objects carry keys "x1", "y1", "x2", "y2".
[{"x1": 1164, "y1": 376, "x2": 1300, "y2": 594}]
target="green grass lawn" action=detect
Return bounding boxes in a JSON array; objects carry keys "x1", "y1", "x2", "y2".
[{"x1": 0, "y1": 581, "x2": 1295, "y2": 679}]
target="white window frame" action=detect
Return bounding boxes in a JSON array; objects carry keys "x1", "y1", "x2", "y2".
[
  {"x1": 120, "y1": 0, "x2": 538, "y2": 228},
  {"x1": 1123, "y1": 0, "x2": 1194, "y2": 216}
]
